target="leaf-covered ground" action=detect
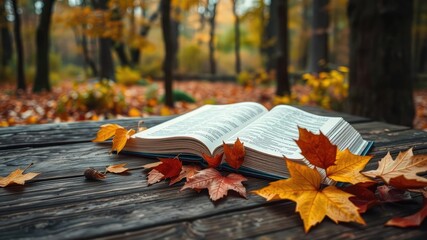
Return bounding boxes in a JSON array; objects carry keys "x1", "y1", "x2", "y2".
[{"x1": 1, "y1": 81, "x2": 427, "y2": 130}]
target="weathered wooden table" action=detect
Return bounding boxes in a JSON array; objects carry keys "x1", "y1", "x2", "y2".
[{"x1": 1, "y1": 107, "x2": 427, "y2": 239}]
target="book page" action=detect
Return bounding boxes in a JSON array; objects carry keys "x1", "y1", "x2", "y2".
[
  {"x1": 226, "y1": 105, "x2": 340, "y2": 159},
  {"x1": 132, "y1": 102, "x2": 268, "y2": 153}
]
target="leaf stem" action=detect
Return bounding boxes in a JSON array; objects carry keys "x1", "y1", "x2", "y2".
[{"x1": 22, "y1": 163, "x2": 34, "y2": 174}]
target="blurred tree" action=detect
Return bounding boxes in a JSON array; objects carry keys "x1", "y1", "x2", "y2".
[
  {"x1": 263, "y1": 0, "x2": 277, "y2": 72},
  {"x1": 0, "y1": 0, "x2": 12, "y2": 68},
  {"x1": 232, "y1": 0, "x2": 241, "y2": 74},
  {"x1": 111, "y1": 7, "x2": 130, "y2": 67},
  {"x1": 33, "y1": 0, "x2": 56, "y2": 92},
  {"x1": 348, "y1": 0, "x2": 415, "y2": 126},
  {"x1": 308, "y1": 0, "x2": 329, "y2": 73},
  {"x1": 275, "y1": 0, "x2": 290, "y2": 96},
  {"x1": 161, "y1": 0, "x2": 174, "y2": 107},
  {"x1": 11, "y1": 0, "x2": 25, "y2": 91},
  {"x1": 208, "y1": 0, "x2": 218, "y2": 75},
  {"x1": 92, "y1": 0, "x2": 115, "y2": 81}
]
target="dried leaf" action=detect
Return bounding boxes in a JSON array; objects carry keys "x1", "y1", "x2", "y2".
[
  {"x1": 295, "y1": 127, "x2": 337, "y2": 169},
  {"x1": 142, "y1": 161, "x2": 163, "y2": 169},
  {"x1": 170, "y1": 165, "x2": 201, "y2": 185},
  {"x1": 377, "y1": 185, "x2": 412, "y2": 202},
  {"x1": 0, "y1": 167, "x2": 39, "y2": 187},
  {"x1": 253, "y1": 159, "x2": 365, "y2": 232},
  {"x1": 363, "y1": 148, "x2": 427, "y2": 184},
  {"x1": 112, "y1": 128, "x2": 136, "y2": 154},
  {"x1": 202, "y1": 152, "x2": 223, "y2": 168},
  {"x1": 106, "y1": 163, "x2": 129, "y2": 174},
  {"x1": 147, "y1": 169, "x2": 165, "y2": 185},
  {"x1": 92, "y1": 124, "x2": 122, "y2": 142},
  {"x1": 385, "y1": 198, "x2": 427, "y2": 227},
  {"x1": 223, "y1": 138, "x2": 245, "y2": 169},
  {"x1": 181, "y1": 168, "x2": 247, "y2": 201},
  {"x1": 327, "y1": 149, "x2": 373, "y2": 184},
  {"x1": 154, "y1": 158, "x2": 182, "y2": 179},
  {"x1": 389, "y1": 175, "x2": 427, "y2": 190},
  {"x1": 343, "y1": 182, "x2": 379, "y2": 213},
  {"x1": 84, "y1": 168, "x2": 106, "y2": 180}
]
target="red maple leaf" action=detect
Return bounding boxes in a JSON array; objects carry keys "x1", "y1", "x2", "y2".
[
  {"x1": 202, "y1": 152, "x2": 224, "y2": 168},
  {"x1": 169, "y1": 165, "x2": 201, "y2": 185},
  {"x1": 223, "y1": 138, "x2": 245, "y2": 170},
  {"x1": 154, "y1": 157, "x2": 182, "y2": 179},
  {"x1": 181, "y1": 168, "x2": 247, "y2": 201},
  {"x1": 295, "y1": 127, "x2": 337, "y2": 169},
  {"x1": 343, "y1": 182, "x2": 379, "y2": 213}
]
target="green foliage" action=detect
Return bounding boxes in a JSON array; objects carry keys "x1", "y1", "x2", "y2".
[
  {"x1": 49, "y1": 52, "x2": 62, "y2": 73},
  {"x1": 160, "y1": 90, "x2": 196, "y2": 103},
  {"x1": 115, "y1": 66, "x2": 141, "y2": 86},
  {"x1": 178, "y1": 44, "x2": 208, "y2": 74},
  {"x1": 140, "y1": 55, "x2": 163, "y2": 77},
  {"x1": 0, "y1": 66, "x2": 14, "y2": 83}
]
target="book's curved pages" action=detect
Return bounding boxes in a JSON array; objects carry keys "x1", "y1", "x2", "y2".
[{"x1": 124, "y1": 102, "x2": 373, "y2": 180}]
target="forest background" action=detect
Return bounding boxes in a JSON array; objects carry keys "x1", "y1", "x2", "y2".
[{"x1": 1, "y1": 0, "x2": 426, "y2": 129}]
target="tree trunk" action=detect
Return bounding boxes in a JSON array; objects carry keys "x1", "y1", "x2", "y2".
[
  {"x1": 0, "y1": 1, "x2": 12, "y2": 67},
  {"x1": 130, "y1": 2, "x2": 161, "y2": 66},
  {"x1": 11, "y1": 0, "x2": 26, "y2": 91},
  {"x1": 232, "y1": 0, "x2": 241, "y2": 74},
  {"x1": 275, "y1": 0, "x2": 290, "y2": 96},
  {"x1": 208, "y1": 0, "x2": 217, "y2": 75},
  {"x1": 263, "y1": 0, "x2": 278, "y2": 72},
  {"x1": 114, "y1": 42, "x2": 130, "y2": 66},
  {"x1": 161, "y1": 0, "x2": 174, "y2": 107},
  {"x1": 347, "y1": 0, "x2": 415, "y2": 127},
  {"x1": 33, "y1": 0, "x2": 56, "y2": 92},
  {"x1": 308, "y1": 0, "x2": 329, "y2": 73},
  {"x1": 92, "y1": 0, "x2": 115, "y2": 81},
  {"x1": 82, "y1": 34, "x2": 98, "y2": 76}
]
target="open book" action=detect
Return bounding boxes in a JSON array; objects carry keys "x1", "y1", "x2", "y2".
[{"x1": 124, "y1": 102, "x2": 373, "y2": 179}]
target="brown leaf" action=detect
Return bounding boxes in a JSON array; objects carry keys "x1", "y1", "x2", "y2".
[
  {"x1": 147, "y1": 169, "x2": 165, "y2": 185},
  {"x1": 142, "y1": 161, "x2": 163, "y2": 169},
  {"x1": 377, "y1": 185, "x2": 412, "y2": 202},
  {"x1": 223, "y1": 138, "x2": 245, "y2": 169},
  {"x1": 295, "y1": 127, "x2": 337, "y2": 169},
  {"x1": 362, "y1": 148, "x2": 427, "y2": 184},
  {"x1": 84, "y1": 168, "x2": 106, "y2": 180},
  {"x1": 112, "y1": 128, "x2": 135, "y2": 154},
  {"x1": 106, "y1": 163, "x2": 129, "y2": 174},
  {"x1": 385, "y1": 198, "x2": 427, "y2": 227},
  {"x1": 388, "y1": 175, "x2": 427, "y2": 190},
  {"x1": 0, "y1": 167, "x2": 39, "y2": 187},
  {"x1": 181, "y1": 168, "x2": 247, "y2": 201},
  {"x1": 343, "y1": 182, "x2": 379, "y2": 213},
  {"x1": 169, "y1": 165, "x2": 201, "y2": 185},
  {"x1": 202, "y1": 152, "x2": 223, "y2": 168},
  {"x1": 92, "y1": 124, "x2": 122, "y2": 142}
]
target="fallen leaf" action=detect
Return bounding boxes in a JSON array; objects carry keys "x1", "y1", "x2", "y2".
[
  {"x1": 112, "y1": 128, "x2": 136, "y2": 154},
  {"x1": 253, "y1": 159, "x2": 365, "y2": 232},
  {"x1": 142, "y1": 161, "x2": 163, "y2": 169},
  {"x1": 223, "y1": 138, "x2": 245, "y2": 169},
  {"x1": 202, "y1": 152, "x2": 224, "y2": 168},
  {"x1": 385, "y1": 198, "x2": 427, "y2": 227},
  {"x1": 84, "y1": 168, "x2": 106, "y2": 180},
  {"x1": 154, "y1": 158, "x2": 182, "y2": 179},
  {"x1": 377, "y1": 185, "x2": 412, "y2": 202},
  {"x1": 0, "y1": 167, "x2": 39, "y2": 187},
  {"x1": 147, "y1": 169, "x2": 164, "y2": 185},
  {"x1": 106, "y1": 163, "x2": 129, "y2": 174},
  {"x1": 388, "y1": 175, "x2": 427, "y2": 190},
  {"x1": 295, "y1": 127, "x2": 337, "y2": 169},
  {"x1": 92, "y1": 124, "x2": 122, "y2": 142},
  {"x1": 181, "y1": 168, "x2": 247, "y2": 201},
  {"x1": 343, "y1": 182, "x2": 379, "y2": 213},
  {"x1": 170, "y1": 165, "x2": 201, "y2": 185},
  {"x1": 362, "y1": 148, "x2": 427, "y2": 184},
  {"x1": 327, "y1": 149, "x2": 373, "y2": 184}
]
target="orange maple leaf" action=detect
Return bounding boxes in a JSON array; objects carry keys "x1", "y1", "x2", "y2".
[
  {"x1": 327, "y1": 149, "x2": 373, "y2": 184},
  {"x1": 106, "y1": 163, "x2": 129, "y2": 174},
  {"x1": 362, "y1": 148, "x2": 427, "y2": 184},
  {"x1": 295, "y1": 127, "x2": 337, "y2": 169},
  {"x1": 92, "y1": 124, "x2": 123, "y2": 142},
  {"x1": 181, "y1": 168, "x2": 247, "y2": 201},
  {"x1": 0, "y1": 166, "x2": 39, "y2": 187},
  {"x1": 202, "y1": 152, "x2": 223, "y2": 168},
  {"x1": 253, "y1": 159, "x2": 365, "y2": 232},
  {"x1": 385, "y1": 198, "x2": 427, "y2": 227},
  {"x1": 169, "y1": 165, "x2": 201, "y2": 185},
  {"x1": 154, "y1": 158, "x2": 182, "y2": 179},
  {"x1": 112, "y1": 128, "x2": 135, "y2": 154},
  {"x1": 223, "y1": 138, "x2": 245, "y2": 169}
]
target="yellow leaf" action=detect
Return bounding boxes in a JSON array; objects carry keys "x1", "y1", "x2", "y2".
[
  {"x1": 112, "y1": 128, "x2": 135, "y2": 154},
  {"x1": 128, "y1": 107, "x2": 141, "y2": 117},
  {"x1": 106, "y1": 163, "x2": 128, "y2": 173},
  {"x1": 0, "y1": 168, "x2": 39, "y2": 187},
  {"x1": 92, "y1": 124, "x2": 123, "y2": 142},
  {"x1": 327, "y1": 149, "x2": 373, "y2": 184},
  {"x1": 362, "y1": 148, "x2": 427, "y2": 184},
  {"x1": 254, "y1": 159, "x2": 365, "y2": 232}
]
